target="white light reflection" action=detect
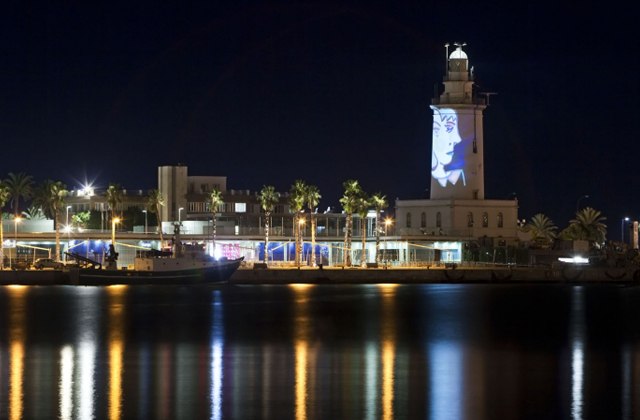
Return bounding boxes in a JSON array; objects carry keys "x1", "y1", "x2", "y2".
[
  {"x1": 75, "y1": 287, "x2": 99, "y2": 420},
  {"x1": 78, "y1": 341, "x2": 96, "y2": 419},
  {"x1": 210, "y1": 290, "x2": 224, "y2": 420},
  {"x1": 59, "y1": 346, "x2": 74, "y2": 420},
  {"x1": 429, "y1": 340, "x2": 462, "y2": 420},
  {"x1": 570, "y1": 286, "x2": 585, "y2": 420},
  {"x1": 364, "y1": 342, "x2": 379, "y2": 420}
]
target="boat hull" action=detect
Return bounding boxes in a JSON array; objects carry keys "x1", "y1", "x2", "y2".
[{"x1": 68, "y1": 258, "x2": 243, "y2": 286}]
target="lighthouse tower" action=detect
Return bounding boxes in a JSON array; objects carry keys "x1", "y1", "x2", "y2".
[{"x1": 429, "y1": 43, "x2": 486, "y2": 200}]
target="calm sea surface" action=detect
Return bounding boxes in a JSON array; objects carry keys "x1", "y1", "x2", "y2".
[{"x1": 0, "y1": 282, "x2": 638, "y2": 419}]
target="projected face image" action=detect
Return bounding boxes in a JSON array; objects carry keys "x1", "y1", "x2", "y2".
[{"x1": 431, "y1": 106, "x2": 464, "y2": 187}]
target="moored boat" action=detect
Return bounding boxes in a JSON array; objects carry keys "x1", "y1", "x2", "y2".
[{"x1": 64, "y1": 237, "x2": 243, "y2": 286}]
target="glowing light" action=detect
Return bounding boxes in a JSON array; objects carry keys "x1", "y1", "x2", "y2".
[
  {"x1": 108, "y1": 287, "x2": 126, "y2": 420},
  {"x1": 59, "y1": 346, "x2": 74, "y2": 420},
  {"x1": 559, "y1": 256, "x2": 589, "y2": 264},
  {"x1": 429, "y1": 341, "x2": 462, "y2": 420},
  {"x1": 364, "y1": 343, "x2": 379, "y2": 420},
  {"x1": 210, "y1": 291, "x2": 224, "y2": 420}
]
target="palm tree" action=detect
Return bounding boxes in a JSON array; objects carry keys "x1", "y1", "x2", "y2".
[
  {"x1": 526, "y1": 213, "x2": 558, "y2": 249},
  {"x1": 209, "y1": 188, "x2": 224, "y2": 255},
  {"x1": 304, "y1": 184, "x2": 321, "y2": 267},
  {"x1": 0, "y1": 185, "x2": 10, "y2": 269},
  {"x1": 259, "y1": 185, "x2": 280, "y2": 264},
  {"x1": 339, "y1": 179, "x2": 363, "y2": 267},
  {"x1": 370, "y1": 193, "x2": 388, "y2": 263},
  {"x1": 4, "y1": 172, "x2": 34, "y2": 216},
  {"x1": 106, "y1": 183, "x2": 124, "y2": 223},
  {"x1": 146, "y1": 189, "x2": 165, "y2": 245},
  {"x1": 560, "y1": 207, "x2": 607, "y2": 247},
  {"x1": 34, "y1": 180, "x2": 68, "y2": 261},
  {"x1": 289, "y1": 180, "x2": 306, "y2": 266},
  {"x1": 355, "y1": 194, "x2": 370, "y2": 267}
]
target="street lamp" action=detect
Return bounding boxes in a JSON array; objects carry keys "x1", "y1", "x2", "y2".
[
  {"x1": 298, "y1": 217, "x2": 306, "y2": 267},
  {"x1": 621, "y1": 217, "x2": 630, "y2": 243},
  {"x1": 111, "y1": 217, "x2": 121, "y2": 245},
  {"x1": 576, "y1": 195, "x2": 589, "y2": 214},
  {"x1": 178, "y1": 207, "x2": 184, "y2": 223},
  {"x1": 142, "y1": 210, "x2": 148, "y2": 234},
  {"x1": 66, "y1": 205, "x2": 71, "y2": 228},
  {"x1": 384, "y1": 218, "x2": 393, "y2": 265},
  {"x1": 12, "y1": 217, "x2": 22, "y2": 269}
]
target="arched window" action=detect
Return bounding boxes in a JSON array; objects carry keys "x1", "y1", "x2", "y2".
[
  {"x1": 406, "y1": 212, "x2": 412, "y2": 228},
  {"x1": 482, "y1": 212, "x2": 489, "y2": 228},
  {"x1": 497, "y1": 212, "x2": 504, "y2": 228},
  {"x1": 436, "y1": 212, "x2": 442, "y2": 228},
  {"x1": 421, "y1": 212, "x2": 426, "y2": 228},
  {"x1": 467, "y1": 212, "x2": 474, "y2": 227}
]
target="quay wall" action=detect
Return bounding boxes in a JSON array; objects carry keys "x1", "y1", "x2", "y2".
[{"x1": 230, "y1": 266, "x2": 640, "y2": 285}]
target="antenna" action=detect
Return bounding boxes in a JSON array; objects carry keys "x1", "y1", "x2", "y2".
[
  {"x1": 444, "y1": 43, "x2": 450, "y2": 74},
  {"x1": 479, "y1": 92, "x2": 498, "y2": 106}
]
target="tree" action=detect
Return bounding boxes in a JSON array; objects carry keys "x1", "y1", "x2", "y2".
[
  {"x1": 209, "y1": 188, "x2": 223, "y2": 255},
  {"x1": 355, "y1": 194, "x2": 370, "y2": 267},
  {"x1": 289, "y1": 180, "x2": 306, "y2": 266},
  {"x1": 526, "y1": 213, "x2": 558, "y2": 249},
  {"x1": 259, "y1": 185, "x2": 280, "y2": 264},
  {"x1": 560, "y1": 207, "x2": 607, "y2": 247},
  {"x1": 71, "y1": 211, "x2": 91, "y2": 229},
  {"x1": 4, "y1": 172, "x2": 34, "y2": 216},
  {"x1": 106, "y1": 183, "x2": 124, "y2": 223},
  {"x1": 34, "y1": 180, "x2": 68, "y2": 261},
  {"x1": 304, "y1": 184, "x2": 321, "y2": 267},
  {"x1": 22, "y1": 205, "x2": 46, "y2": 220},
  {"x1": 0, "y1": 185, "x2": 10, "y2": 269},
  {"x1": 146, "y1": 189, "x2": 165, "y2": 244},
  {"x1": 370, "y1": 193, "x2": 388, "y2": 263},
  {"x1": 339, "y1": 179, "x2": 363, "y2": 267}
]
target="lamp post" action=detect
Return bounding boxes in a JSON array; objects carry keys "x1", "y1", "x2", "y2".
[
  {"x1": 12, "y1": 217, "x2": 22, "y2": 269},
  {"x1": 142, "y1": 210, "x2": 147, "y2": 234},
  {"x1": 178, "y1": 207, "x2": 184, "y2": 224},
  {"x1": 576, "y1": 195, "x2": 589, "y2": 214},
  {"x1": 384, "y1": 218, "x2": 393, "y2": 265},
  {"x1": 111, "y1": 217, "x2": 121, "y2": 245},
  {"x1": 66, "y1": 205, "x2": 71, "y2": 228},
  {"x1": 298, "y1": 217, "x2": 306, "y2": 267},
  {"x1": 621, "y1": 217, "x2": 630, "y2": 243}
]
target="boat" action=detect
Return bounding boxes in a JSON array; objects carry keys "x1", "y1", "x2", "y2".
[{"x1": 64, "y1": 239, "x2": 243, "y2": 286}]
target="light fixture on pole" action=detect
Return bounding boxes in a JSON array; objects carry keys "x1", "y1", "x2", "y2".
[
  {"x1": 621, "y1": 217, "x2": 630, "y2": 243},
  {"x1": 112, "y1": 217, "x2": 121, "y2": 245},
  {"x1": 66, "y1": 205, "x2": 71, "y2": 228},
  {"x1": 298, "y1": 217, "x2": 306, "y2": 267},
  {"x1": 142, "y1": 210, "x2": 147, "y2": 234},
  {"x1": 178, "y1": 207, "x2": 184, "y2": 224},
  {"x1": 384, "y1": 218, "x2": 393, "y2": 265}
]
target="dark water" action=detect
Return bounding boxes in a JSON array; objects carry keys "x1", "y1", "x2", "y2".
[{"x1": 0, "y1": 282, "x2": 638, "y2": 419}]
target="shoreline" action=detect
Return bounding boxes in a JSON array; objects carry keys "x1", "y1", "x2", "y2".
[
  {"x1": 229, "y1": 266, "x2": 639, "y2": 285},
  {"x1": 0, "y1": 266, "x2": 637, "y2": 286}
]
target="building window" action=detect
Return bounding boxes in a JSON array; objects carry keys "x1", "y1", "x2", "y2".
[
  {"x1": 421, "y1": 212, "x2": 426, "y2": 228},
  {"x1": 482, "y1": 212, "x2": 489, "y2": 228},
  {"x1": 235, "y1": 203, "x2": 246, "y2": 213},
  {"x1": 497, "y1": 212, "x2": 504, "y2": 228},
  {"x1": 467, "y1": 212, "x2": 474, "y2": 227},
  {"x1": 436, "y1": 212, "x2": 441, "y2": 228},
  {"x1": 406, "y1": 212, "x2": 412, "y2": 228}
]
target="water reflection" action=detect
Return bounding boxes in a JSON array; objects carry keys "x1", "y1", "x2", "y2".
[
  {"x1": 291, "y1": 284, "x2": 314, "y2": 420},
  {"x1": 378, "y1": 284, "x2": 397, "y2": 420},
  {"x1": 76, "y1": 287, "x2": 99, "y2": 419},
  {"x1": 108, "y1": 286, "x2": 126, "y2": 420},
  {"x1": 1, "y1": 284, "x2": 640, "y2": 418},
  {"x1": 569, "y1": 286, "x2": 585, "y2": 420},
  {"x1": 8, "y1": 286, "x2": 27, "y2": 420},
  {"x1": 210, "y1": 289, "x2": 224, "y2": 420}
]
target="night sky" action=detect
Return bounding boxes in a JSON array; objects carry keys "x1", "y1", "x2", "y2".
[{"x1": 2, "y1": 2, "x2": 637, "y2": 235}]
